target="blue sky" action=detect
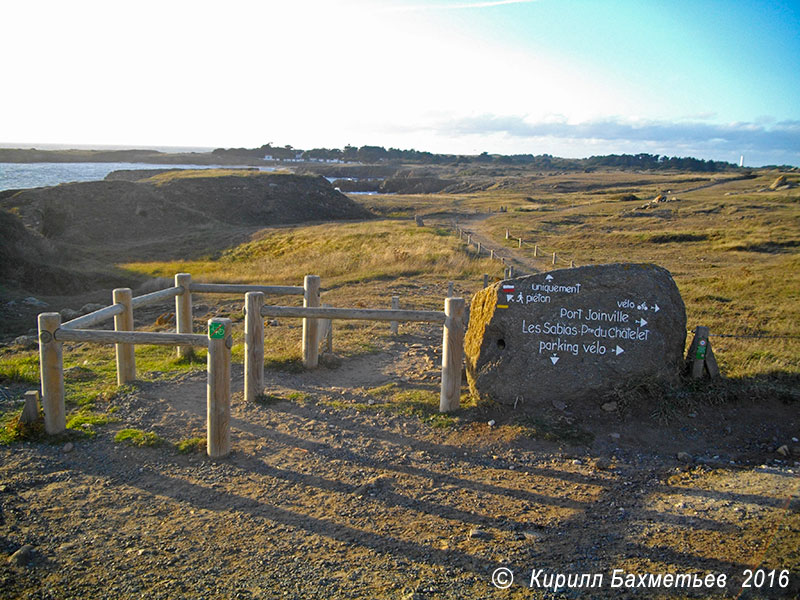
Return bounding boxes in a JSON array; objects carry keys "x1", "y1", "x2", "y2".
[{"x1": 1, "y1": 0, "x2": 798, "y2": 165}]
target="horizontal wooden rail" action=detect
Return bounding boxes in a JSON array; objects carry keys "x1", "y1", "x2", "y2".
[
  {"x1": 131, "y1": 286, "x2": 183, "y2": 308},
  {"x1": 260, "y1": 305, "x2": 446, "y2": 324},
  {"x1": 54, "y1": 328, "x2": 208, "y2": 347},
  {"x1": 190, "y1": 283, "x2": 304, "y2": 295},
  {"x1": 61, "y1": 304, "x2": 125, "y2": 329}
]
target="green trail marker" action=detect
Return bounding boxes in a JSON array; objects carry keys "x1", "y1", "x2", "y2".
[
  {"x1": 695, "y1": 339, "x2": 707, "y2": 360},
  {"x1": 209, "y1": 321, "x2": 226, "y2": 339}
]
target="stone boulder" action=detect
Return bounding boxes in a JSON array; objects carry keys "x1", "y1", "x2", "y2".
[{"x1": 465, "y1": 263, "x2": 686, "y2": 407}]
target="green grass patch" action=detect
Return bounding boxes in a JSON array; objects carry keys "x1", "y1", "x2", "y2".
[
  {"x1": 255, "y1": 391, "x2": 310, "y2": 406},
  {"x1": 114, "y1": 428, "x2": 164, "y2": 447},
  {"x1": 66, "y1": 411, "x2": 119, "y2": 436},
  {"x1": 176, "y1": 436, "x2": 205, "y2": 454},
  {"x1": 0, "y1": 410, "x2": 45, "y2": 445},
  {"x1": 0, "y1": 353, "x2": 39, "y2": 385}
]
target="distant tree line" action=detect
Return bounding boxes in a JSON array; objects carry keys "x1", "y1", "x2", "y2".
[{"x1": 210, "y1": 144, "x2": 740, "y2": 171}]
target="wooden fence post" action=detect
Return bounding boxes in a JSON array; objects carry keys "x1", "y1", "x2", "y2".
[
  {"x1": 447, "y1": 281, "x2": 454, "y2": 297},
  {"x1": 439, "y1": 297, "x2": 465, "y2": 413},
  {"x1": 508, "y1": 266, "x2": 515, "y2": 278},
  {"x1": 476, "y1": 242, "x2": 481, "y2": 254},
  {"x1": 490, "y1": 249, "x2": 495, "y2": 260},
  {"x1": 207, "y1": 317, "x2": 232, "y2": 458},
  {"x1": 570, "y1": 260, "x2": 575, "y2": 268},
  {"x1": 38, "y1": 312, "x2": 65, "y2": 434},
  {"x1": 302, "y1": 275, "x2": 321, "y2": 369},
  {"x1": 687, "y1": 325, "x2": 719, "y2": 379},
  {"x1": 505, "y1": 229, "x2": 509, "y2": 239},
  {"x1": 391, "y1": 296, "x2": 399, "y2": 335},
  {"x1": 518, "y1": 238, "x2": 522, "y2": 248},
  {"x1": 113, "y1": 288, "x2": 136, "y2": 385},
  {"x1": 244, "y1": 292, "x2": 265, "y2": 403},
  {"x1": 483, "y1": 274, "x2": 489, "y2": 288},
  {"x1": 175, "y1": 273, "x2": 193, "y2": 358},
  {"x1": 533, "y1": 244, "x2": 538, "y2": 257},
  {"x1": 467, "y1": 234, "x2": 471, "y2": 245},
  {"x1": 552, "y1": 252, "x2": 557, "y2": 265}
]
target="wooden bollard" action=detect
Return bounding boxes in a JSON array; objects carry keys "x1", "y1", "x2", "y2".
[
  {"x1": 439, "y1": 297, "x2": 465, "y2": 413},
  {"x1": 505, "y1": 229, "x2": 509, "y2": 239},
  {"x1": 509, "y1": 266, "x2": 515, "y2": 278},
  {"x1": 533, "y1": 244, "x2": 538, "y2": 257},
  {"x1": 113, "y1": 288, "x2": 136, "y2": 385},
  {"x1": 467, "y1": 234, "x2": 472, "y2": 245},
  {"x1": 483, "y1": 274, "x2": 489, "y2": 288},
  {"x1": 518, "y1": 238, "x2": 522, "y2": 248},
  {"x1": 20, "y1": 390, "x2": 40, "y2": 425},
  {"x1": 552, "y1": 252, "x2": 557, "y2": 265},
  {"x1": 302, "y1": 275, "x2": 321, "y2": 369},
  {"x1": 175, "y1": 273, "x2": 193, "y2": 358},
  {"x1": 477, "y1": 242, "x2": 481, "y2": 254},
  {"x1": 244, "y1": 292, "x2": 265, "y2": 403},
  {"x1": 570, "y1": 260, "x2": 575, "y2": 268},
  {"x1": 687, "y1": 326, "x2": 719, "y2": 379},
  {"x1": 490, "y1": 249, "x2": 495, "y2": 259},
  {"x1": 207, "y1": 317, "x2": 232, "y2": 458},
  {"x1": 447, "y1": 281, "x2": 454, "y2": 297},
  {"x1": 391, "y1": 296, "x2": 399, "y2": 335},
  {"x1": 38, "y1": 313, "x2": 65, "y2": 434}
]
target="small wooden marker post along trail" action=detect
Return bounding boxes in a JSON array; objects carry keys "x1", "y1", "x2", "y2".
[
  {"x1": 20, "y1": 390, "x2": 40, "y2": 425},
  {"x1": 207, "y1": 318, "x2": 232, "y2": 458},
  {"x1": 686, "y1": 326, "x2": 720, "y2": 379}
]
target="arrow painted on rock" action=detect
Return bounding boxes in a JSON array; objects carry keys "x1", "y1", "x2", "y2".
[
  {"x1": 637, "y1": 318, "x2": 648, "y2": 327},
  {"x1": 506, "y1": 294, "x2": 514, "y2": 302},
  {"x1": 545, "y1": 274, "x2": 554, "y2": 281},
  {"x1": 614, "y1": 345, "x2": 624, "y2": 356},
  {"x1": 653, "y1": 303, "x2": 660, "y2": 313},
  {"x1": 550, "y1": 354, "x2": 560, "y2": 365}
]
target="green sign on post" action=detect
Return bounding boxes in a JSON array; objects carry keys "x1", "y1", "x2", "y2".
[
  {"x1": 209, "y1": 321, "x2": 226, "y2": 339},
  {"x1": 695, "y1": 339, "x2": 707, "y2": 360}
]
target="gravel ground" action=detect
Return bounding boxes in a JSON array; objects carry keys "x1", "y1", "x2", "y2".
[{"x1": 1, "y1": 330, "x2": 799, "y2": 599}]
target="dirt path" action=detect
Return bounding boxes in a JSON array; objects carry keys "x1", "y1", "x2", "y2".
[
  {"x1": 436, "y1": 213, "x2": 540, "y2": 278},
  {"x1": 2, "y1": 324, "x2": 798, "y2": 599}
]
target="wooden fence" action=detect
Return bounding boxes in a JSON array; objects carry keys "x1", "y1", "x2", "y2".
[
  {"x1": 454, "y1": 225, "x2": 578, "y2": 273},
  {"x1": 36, "y1": 273, "x2": 465, "y2": 458}
]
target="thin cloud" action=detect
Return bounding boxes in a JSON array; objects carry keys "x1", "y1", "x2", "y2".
[
  {"x1": 434, "y1": 114, "x2": 800, "y2": 155},
  {"x1": 385, "y1": 0, "x2": 537, "y2": 13}
]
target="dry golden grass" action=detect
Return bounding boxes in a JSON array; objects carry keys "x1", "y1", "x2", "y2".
[
  {"x1": 123, "y1": 220, "x2": 498, "y2": 291},
  {"x1": 474, "y1": 171, "x2": 799, "y2": 380}
]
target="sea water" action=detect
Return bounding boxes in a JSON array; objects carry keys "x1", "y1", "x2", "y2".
[{"x1": 0, "y1": 162, "x2": 273, "y2": 192}]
